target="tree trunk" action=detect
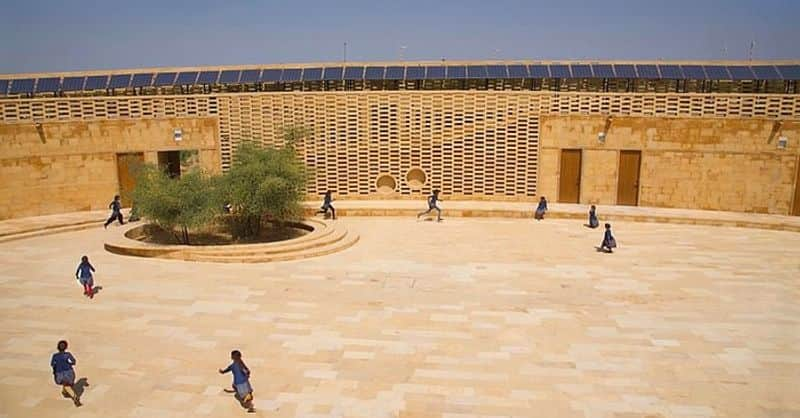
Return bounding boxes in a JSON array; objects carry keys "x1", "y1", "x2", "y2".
[{"x1": 182, "y1": 226, "x2": 190, "y2": 245}]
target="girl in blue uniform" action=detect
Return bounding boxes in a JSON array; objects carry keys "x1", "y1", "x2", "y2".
[
  {"x1": 219, "y1": 350, "x2": 254, "y2": 412},
  {"x1": 600, "y1": 223, "x2": 617, "y2": 253},
  {"x1": 103, "y1": 195, "x2": 124, "y2": 228},
  {"x1": 316, "y1": 191, "x2": 336, "y2": 219},
  {"x1": 587, "y1": 205, "x2": 599, "y2": 228},
  {"x1": 75, "y1": 256, "x2": 96, "y2": 298},
  {"x1": 417, "y1": 189, "x2": 443, "y2": 222},
  {"x1": 51, "y1": 340, "x2": 81, "y2": 406},
  {"x1": 534, "y1": 196, "x2": 548, "y2": 220}
]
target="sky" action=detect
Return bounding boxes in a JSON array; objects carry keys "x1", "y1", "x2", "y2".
[{"x1": 1, "y1": 0, "x2": 799, "y2": 74}]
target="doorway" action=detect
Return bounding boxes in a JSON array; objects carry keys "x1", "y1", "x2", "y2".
[
  {"x1": 558, "y1": 149, "x2": 582, "y2": 203},
  {"x1": 116, "y1": 153, "x2": 144, "y2": 207},
  {"x1": 617, "y1": 150, "x2": 642, "y2": 206},
  {"x1": 158, "y1": 151, "x2": 181, "y2": 178},
  {"x1": 792, "y1": 156, "x2": 800, "y2": 216}
]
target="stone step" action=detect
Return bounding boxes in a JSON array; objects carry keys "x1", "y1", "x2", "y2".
[
  {"x1": 187, "y1": 230, "x2": 359, "y2": 263},
  {"x1": 171, "y1": 223, "x2": 349, "y2": 258},
  {"x1": 0, "y1": 221, "x2": 100, "y2": 243}
]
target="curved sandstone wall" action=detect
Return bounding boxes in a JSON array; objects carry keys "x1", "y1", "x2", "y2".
[{"x1": 0, "y1": 91, "x2": 799, "y2": 219}]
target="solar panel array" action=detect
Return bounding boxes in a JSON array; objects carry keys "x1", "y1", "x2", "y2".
[{"x1": 1, "y1": 64, "x2": 798, "y2": 95}]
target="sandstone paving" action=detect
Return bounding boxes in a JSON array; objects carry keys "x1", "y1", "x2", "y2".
[{"x1": 0, "y1": 217, "x2": 798, "y2": 417}]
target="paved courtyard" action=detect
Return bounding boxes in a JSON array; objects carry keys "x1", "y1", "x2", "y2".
[{"x1": 0, "y1": 217, "x2": 798, "y2": 418}]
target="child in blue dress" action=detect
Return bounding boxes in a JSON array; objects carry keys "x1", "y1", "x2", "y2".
[
  {"x1": 75, "y1": 256, "x2": 96, "y2": 298},
  {"x1": 51, "y1": 340, "x2": 81, "y2": 406},
  {"x1": 534, "y1": 196, "x2": 548, "y2": 220},
  {"x1": 600, "y1": 223, "x2": 617, "y2": 253},
  {"x1": 219, "y1": 350, "x2": 254, "y2": 412},
  {"x1": 587, "y1": 205, "x2": 599, "y2": 228}
]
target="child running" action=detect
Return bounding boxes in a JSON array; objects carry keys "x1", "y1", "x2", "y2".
[
  {"x1": 219, "y1": 350, "x2": 255, "y2": 412},
  {"x1": 587, "y1": 205, "x2": 599, "y2": 228},
  {"x1": 103, "y1": 195, "x2": 124, "y2": 228},
  {"x1": 417, "y1": 189, "x2": 443, "y2": 222},
  {"x1": 534, "y1": 196, "x2": 548, "y2": 220},
  {"x1": 51, "y1": 340, "x2": 81, "y2": 407},
  {"x1": 316, "y1": 191, "x2": 336, "y2": 220},
  {"x1": 75, "y1": 256, "x2": 96, "y2": 299},
  {"x1": 600, "y1": 223, "x2": 617, "y2": 253}
]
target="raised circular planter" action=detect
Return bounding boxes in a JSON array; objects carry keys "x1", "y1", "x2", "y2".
[{"x1": 104, "y1": 218, "x2": 359, "y2": 263}]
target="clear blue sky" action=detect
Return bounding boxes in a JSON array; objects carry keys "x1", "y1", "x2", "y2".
[{"x1": 1, "y1": 0, "x2": 798, "y2": 74}]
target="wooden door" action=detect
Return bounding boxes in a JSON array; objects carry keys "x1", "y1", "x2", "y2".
[
  {"x1": 792, "y1": 157, "x2": 800, "y2": 216},
  {"x1": 116, "y1": 153, "x2": 144, "y2": 207},
  {"x1": 617, "y1": 150, "x2": 641, "y2": 206},
  {"x1": 558, "y1": 149, "x2": 582, "y2": 203}
]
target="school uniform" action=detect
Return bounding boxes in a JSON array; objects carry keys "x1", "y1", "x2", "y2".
[{"x1": 51, "y1": 352, "x2": 76, "y2": 385}]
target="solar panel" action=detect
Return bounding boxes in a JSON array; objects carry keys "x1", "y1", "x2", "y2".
[
  {"x1": 281, "y1": 69, "x2": 302, "y2": 82},
  {"x1": 10, "y1": 79, "x2": 35, "y2": 94},
  {"x1": 239, "y1": 69, "x2": 260, "y2": 83},
  {"x1": 176, "y1": 72, "x2": 199, "y2": 85},
  {"x1": 751, "y1": 65, "x2": 781, "y2": 80},
  {"x1": 405, "y1": 66, "x2": 425, "y2": 80},
  {"x1": 0, "y1": 79, "x2": 10, "y2": 95},
  {"x1": 571, "y1": 64, "x2": 593, "y2": 78},
  {"x1": 776, "y1": 65, "x2": 800, "y2": 80},
  {"x1": 704, "y1": 65, "x2": 730, "y2": 80},
  {"x1": 486, "y1": 65, "x2": 507, "y2": 78},
  {"x1": 592, "y1": 64, "x2": 615, "y2": 78},
  {"x1": 658, "y1": 65, "x2": 683, "y2": 79},
  {"x1": 35, "y1": 77, "x2": 61, "y2": 93},
  {"x1": 681, "y1": 65, "x2": 705, "y2": 79},
  {"x1": 528, "y1": 65, "x2": 548, "y2": 78},
  {"x1": 153, "y1": 72, "x2": 177, "y2": 87},
  {"x1": 636, "y1": 65, "x2": 659, "y2": 79},
  {"x1": 467, "y1": 65, "x2": 487, "y2": 78},
  {"x1": 260, "y1": 69, "x2": 282, "y2": 82},
  {"x1": 425, "y1": 66, "x2": 445, "y2": 79},
  {"x1": 219, "y1": 70, "x2": 241, "y2": 84},
  {"x1": 549, "y1": 64, "x2": 571, "y2": 78},
  {"x1": 727, "y1": 66, "x2": 754, "y2": 80},
  {"x1": 323, "y1": 67, "x2": 343, "y2": 80},
  {"x1": 302, "y1": 68, "x2": 323, "y2": 81},
  {"x1": 446, "y1": 66, "x2": 466, "y2": 79},
  {"x1": 507, "y1": 65, "x2": 529, "y2": 78},
  {"x1": 63, "y1": 76, "x2": 87, "y2": 91},
  {"x1": 84, "y1": 75, "x2": 108, "y2": 90},
  {"x1": 197, "y1": 71, "x2": 219, "y2": 84},
  {"x1": 614, "y1": 64, "x2": 636, "y2": 78},
  {"x1": 131, "y1": 73, "x2": 153, "y2": 87},
  {"x1": 384, "y1": 66, "x2": 405, "y2": 80},
  {"x1": 343, "y1": 66, "x2": 364, "y2": 80},
  {"x1": 109, "y1": 74, "x2": 131, "y2": 89},
  {"x1": 364, "y1": 66, "x2": 384, "y2": 80}
]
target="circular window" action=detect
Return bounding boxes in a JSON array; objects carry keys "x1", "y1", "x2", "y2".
[
  {"x1": 376, "y1": 174, "x2": 397, "y2": 195},
  {"x1": 405, "y1": 168, "x2": 427, "y2": 189}
]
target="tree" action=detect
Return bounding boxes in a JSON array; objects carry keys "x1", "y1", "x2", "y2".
[
  {"x1": 221, "y1": 132, "x2": 309, "y2": 239},
  {"x1": 132, "y1": 165, "x2": 221, "y2": 244}
]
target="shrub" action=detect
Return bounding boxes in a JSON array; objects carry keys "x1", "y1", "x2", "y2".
[
  {"x1": 132, "y1": 165, "x2": 221, "y2": 244},
  {"x1": 221, "y1": 133, "x2": 309, "y2": 239}
]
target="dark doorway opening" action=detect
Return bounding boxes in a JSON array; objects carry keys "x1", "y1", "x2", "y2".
[{"x1": 158, "y1": 151, "x2": 181, "y2": 178}]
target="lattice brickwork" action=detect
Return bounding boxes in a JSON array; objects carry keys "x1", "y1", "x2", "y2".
[{"x1": 2, "y1": 92, "x2": 799, "y2": 200}]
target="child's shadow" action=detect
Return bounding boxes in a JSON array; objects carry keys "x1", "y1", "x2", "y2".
[
  {"x1": 92, "y1": 286, "x2": 103, "y2": 295},
  {"x1": 74, "y1": 377, "x2": 90, "y2": 398},
  {"x1": 224, "y1": 389, "x2": 255, "y2": 413}
]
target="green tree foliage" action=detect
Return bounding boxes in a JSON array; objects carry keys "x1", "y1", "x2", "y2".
[
  {"x1": 132, "y1": 165, "x2": 221, "y2": 244},
  {"x1": 221, "y1": 133, "x2": 309, "y2": 239}
]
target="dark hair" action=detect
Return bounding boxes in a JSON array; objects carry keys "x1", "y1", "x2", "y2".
[
  {"x1": 433, "y1": 189, "x2": 440, "y2": 194},
  {"x1": 81, "y1": 255, "x2": 88, "y2": 263},
  {"x1": 325, "y1": 190, "x2": 331, "y2": 195},
  {"x1": 57, "y1": 340, "x2": 68, "y2": 352},
  {"x1": 231, "y1": 350, "x2": 242, "y2": 358},
  {"x1": 540, "y1": 196, "x2": 546, "y2": 200},
  {"x1": 114, "y1": 194, "x2": 120, "y2": 200},
  {"x1": 605, "y1": 223, "x2": 611, "y2": 229},
  {"x1": 591, "y1": 205, "x2": 596, "y2": 209}
]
